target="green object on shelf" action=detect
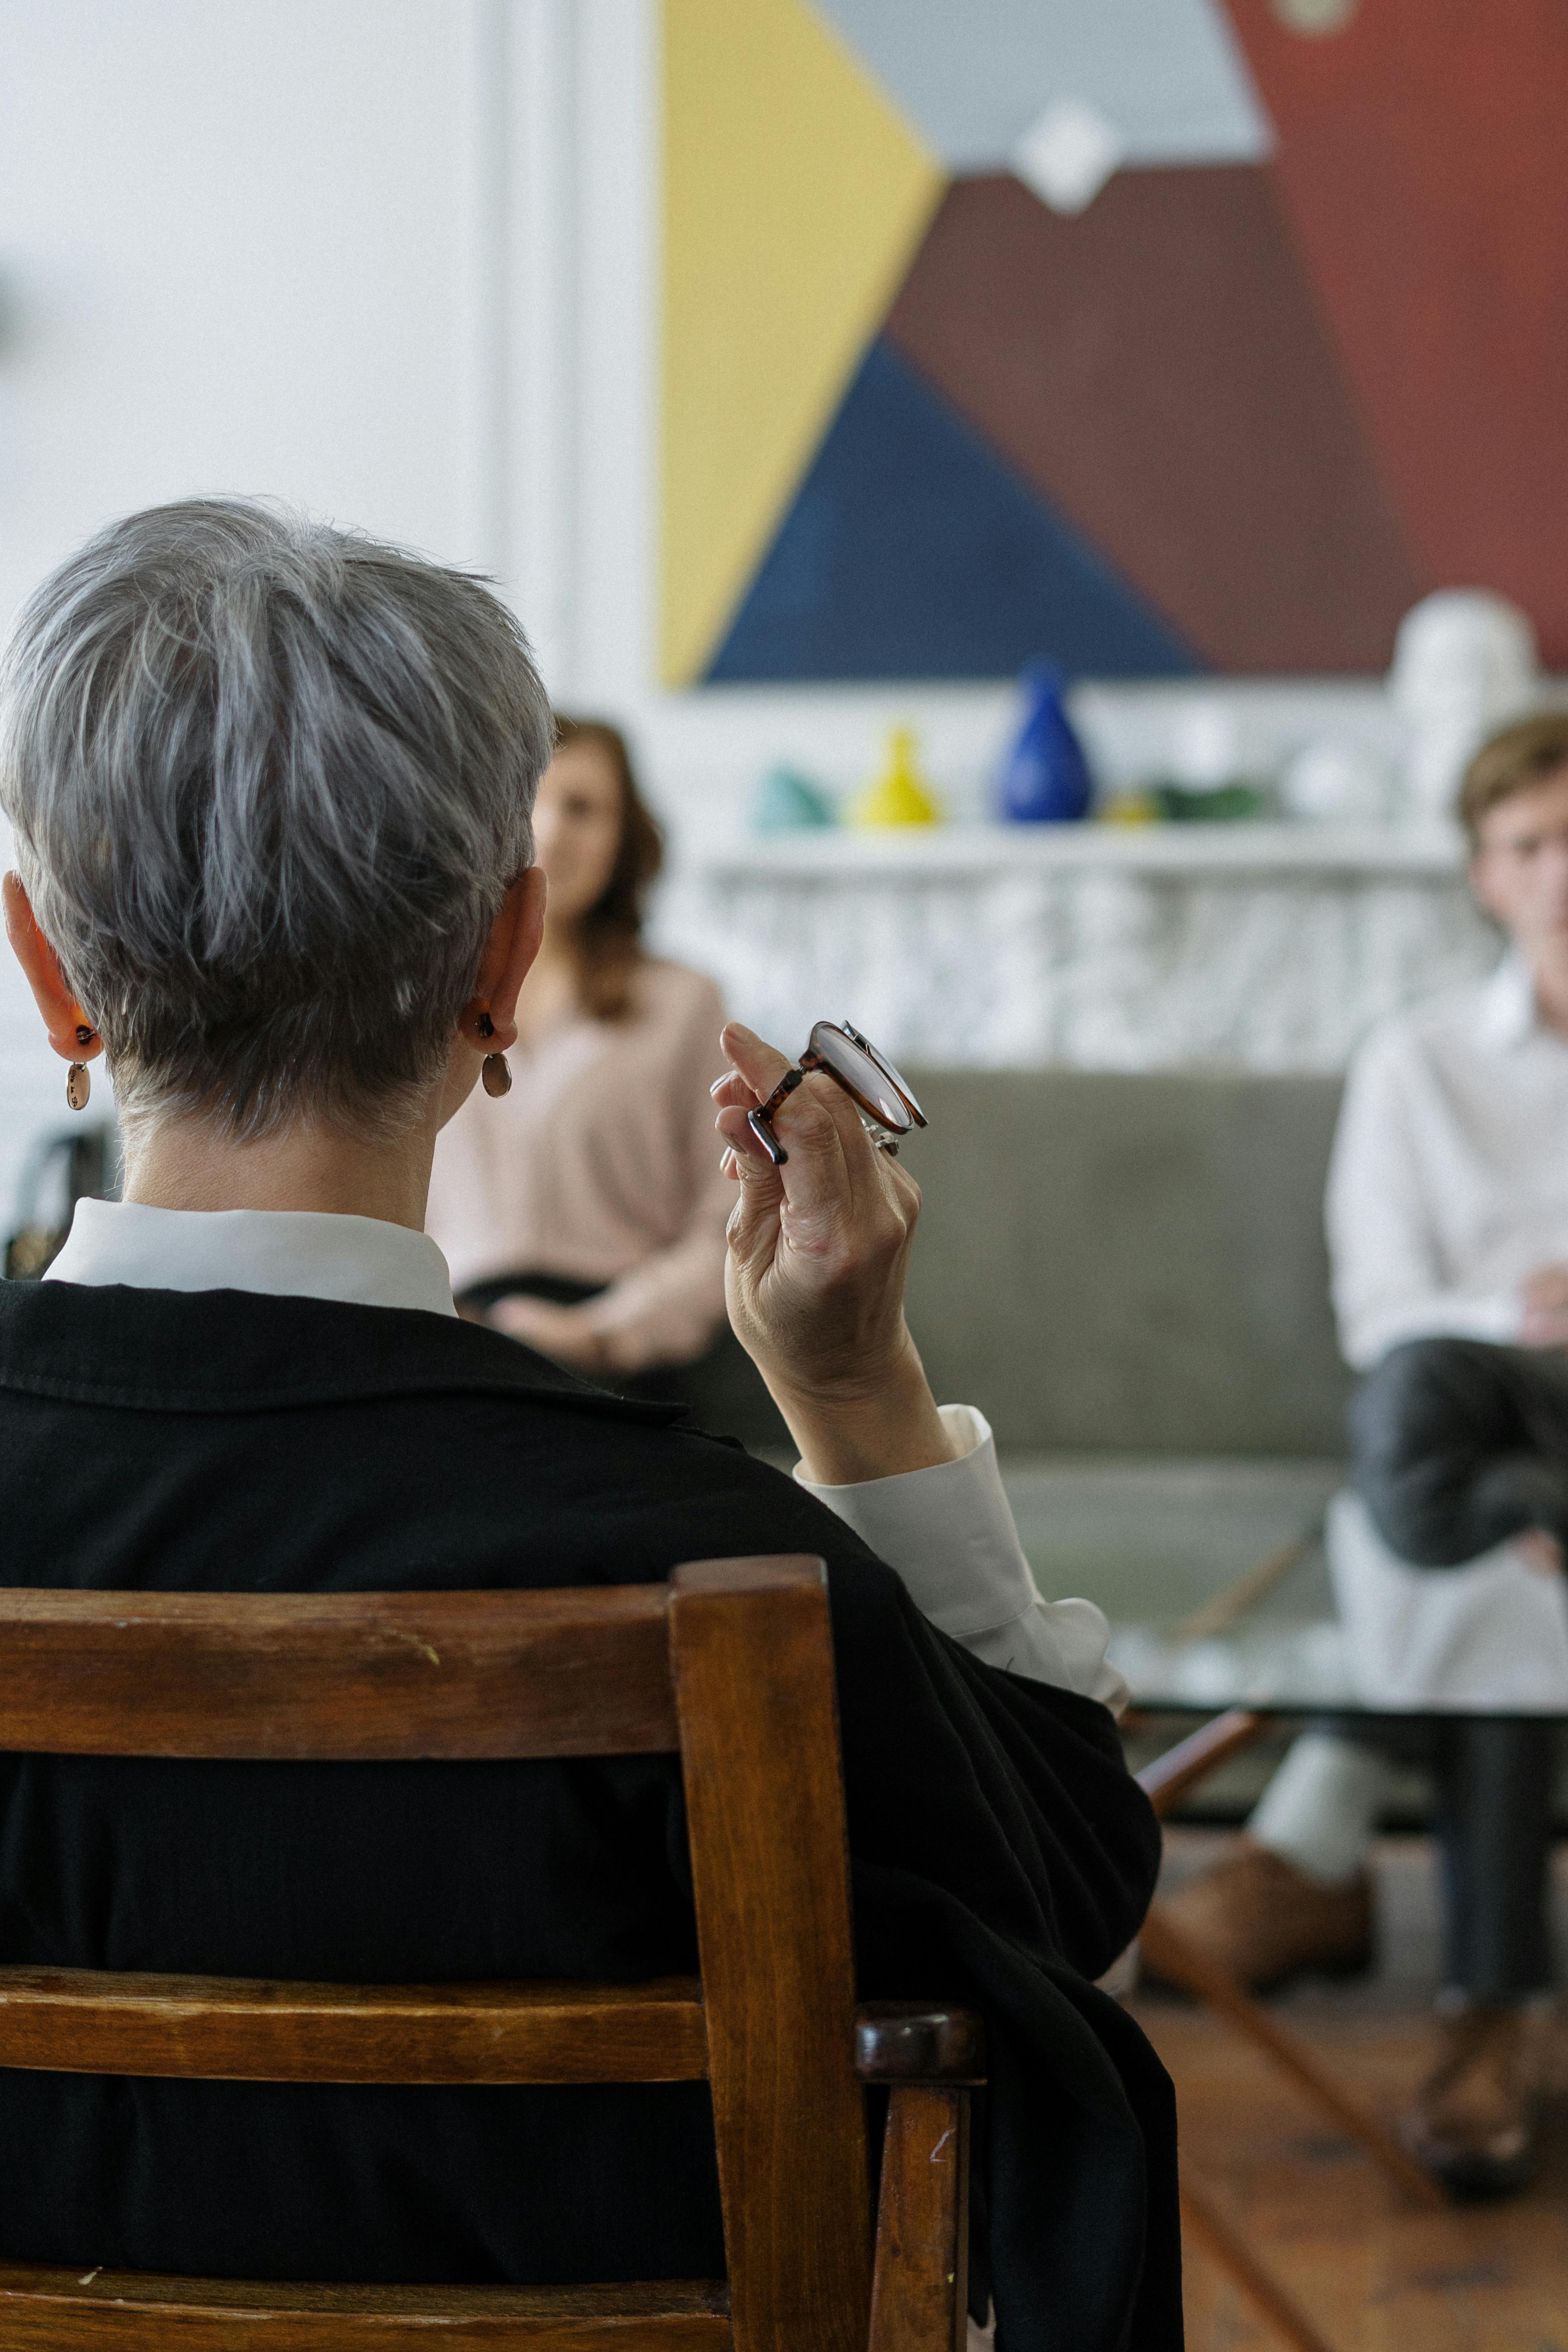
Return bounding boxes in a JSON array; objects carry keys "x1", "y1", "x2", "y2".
[
  {"x1": 752, "y1": 764, "x2": 835, "y2": 832},
  {"x1": 1151, "y1": 781, "x2": 1274, "y2": 823}
]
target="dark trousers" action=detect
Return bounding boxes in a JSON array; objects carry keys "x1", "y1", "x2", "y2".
[
  {"x1": 1341, "y1": 1336, "x2": 1568, "y2": 1999},
  {"x1": 1316, "y1": 1712, "x2": 1555, "y2": 1999},
  {"x1": 1351, "y1": 1335, "x2": 1568, "y2": 1567}
]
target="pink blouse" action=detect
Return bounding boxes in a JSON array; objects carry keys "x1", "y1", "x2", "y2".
[{"x1": 425, "y1": 958, "x2": 732, "y2": 1370}]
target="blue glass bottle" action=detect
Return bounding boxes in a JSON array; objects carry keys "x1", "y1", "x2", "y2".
[{"x1": 997, "y1": 663, "x2": 1093, "y2": 823}]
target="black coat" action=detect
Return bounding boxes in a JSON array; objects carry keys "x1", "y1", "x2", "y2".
[{"x1": 0, "y1": 1280, "x2": 1180, "y2": 2350}]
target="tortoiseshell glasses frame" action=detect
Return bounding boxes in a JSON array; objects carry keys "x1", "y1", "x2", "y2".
[{"x1": 745, "y1": 1020, "x2": 927, "y2": 1168}]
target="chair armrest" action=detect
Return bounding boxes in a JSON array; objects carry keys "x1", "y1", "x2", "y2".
[{"x1": 854, "y1": 2002, "x2": 985, "y2": 2084}]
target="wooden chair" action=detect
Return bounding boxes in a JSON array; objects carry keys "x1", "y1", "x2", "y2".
[{"x1": 0, "y1": 1558, "x2": 983, "y2": 2350}]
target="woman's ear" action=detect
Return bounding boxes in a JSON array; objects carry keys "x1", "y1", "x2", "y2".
[
  {"x1": 2, "y1": 873, "x2": 103, "y2": 1061},
  {"x1": 462, "y1": 868, "x2": 547, "y2": 1051}
]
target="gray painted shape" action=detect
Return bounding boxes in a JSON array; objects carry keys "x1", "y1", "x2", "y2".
[{"x1": 817, "y1": 0, "x2": 1272, "y2": 170}]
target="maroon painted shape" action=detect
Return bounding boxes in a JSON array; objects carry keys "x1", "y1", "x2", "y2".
[
  {"x1": 883, "y1": 168, "x2": 1422, "y2": 674},
  {"x1": 1224, "y1": 0, "x2": 1568, "y2": 664}
]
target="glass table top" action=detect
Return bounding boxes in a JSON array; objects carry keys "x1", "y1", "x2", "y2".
[{"x1": 1000, "y1": 1454, "x2": 1364, "y2": 1715}]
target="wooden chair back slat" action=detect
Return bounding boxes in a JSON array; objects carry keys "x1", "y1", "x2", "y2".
[
  {"x1": 0, "y1": 2262, "x2": 733, "y2": 2348},
  {"x1": 0, "y1": 1587, "x2": 678, "y2": 1759},
  {"x1": 0, "y1": 1562, "x2": 974, "y2": 2351},
  {"x1": 0, "y1": 1967, "x2": 706, "y2": 2084},
  {"x1": 669, "y1": 1559, "x2": 872, "y2": 2352}
]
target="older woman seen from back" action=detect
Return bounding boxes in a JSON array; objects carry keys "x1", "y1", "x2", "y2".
[{"x1": 0, "y1": 500, "x2": 1174, "y2": 2350}]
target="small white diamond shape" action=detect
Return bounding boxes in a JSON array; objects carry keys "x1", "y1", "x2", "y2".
[{"x1": 1012, "y1": 97, "x2": 1126, "y2": 216}]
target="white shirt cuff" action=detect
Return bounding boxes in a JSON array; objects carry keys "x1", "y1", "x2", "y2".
[{"x1": 795, "y1": 1404, "x2": 1126, "y2": 1713}]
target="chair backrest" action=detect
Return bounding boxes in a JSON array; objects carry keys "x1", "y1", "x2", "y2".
[{"x1": 0, "y1": 1557, "x2": 887, "y2": 2352}]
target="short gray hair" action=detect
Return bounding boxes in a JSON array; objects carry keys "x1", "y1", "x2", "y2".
[{"x1": 0, "y1": 498, "x2": 553, "y2": 1140}]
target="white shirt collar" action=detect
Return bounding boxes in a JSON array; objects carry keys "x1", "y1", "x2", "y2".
[
  {"x1": 1476, "y1": 951, "x2": 1539, "y2": 1051},
  {"x1": 44, "y1": 1198, "x2": 458, "y2": 1318}
]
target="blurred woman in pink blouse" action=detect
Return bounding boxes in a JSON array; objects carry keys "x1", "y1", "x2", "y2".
[{"x1": 427, "y1": 717, "x2": 775, "y2": 1439}]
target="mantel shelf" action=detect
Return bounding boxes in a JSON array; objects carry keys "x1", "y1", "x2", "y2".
[{"x1": 681, "y1": 821, "x2": 1467, "y2": 884}]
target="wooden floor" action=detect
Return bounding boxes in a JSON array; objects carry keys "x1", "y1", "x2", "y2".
[{"x1": 1132, "y1": 1835, "x2": 1568, "y2": 2350}]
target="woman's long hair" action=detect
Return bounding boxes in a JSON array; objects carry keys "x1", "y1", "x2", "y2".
[{"x1": 553, "y1": 715, "x2": 664, "y2": 1020}]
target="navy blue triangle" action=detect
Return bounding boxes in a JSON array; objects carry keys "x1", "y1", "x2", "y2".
[{"x1": 705, "y1": 338, "x2": 1200, "y2": 682}]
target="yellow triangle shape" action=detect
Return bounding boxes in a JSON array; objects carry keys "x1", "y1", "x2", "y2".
[{"x1": 662, "y1": 0, "x2": 943, "y2": 685}]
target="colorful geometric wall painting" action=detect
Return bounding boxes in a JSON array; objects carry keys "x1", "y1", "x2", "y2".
[
  {"x1": 817, "y1": 0, "x2": 1271, "y2": 174},
  {"x1": 663, "y1": 0, "x2": 1568, "y2": 685},
  {"x1": 1223, "y1": 0, "x2": 1568, "y2": 661},
  {"x1": 661, "y1": 0, "x2": 941, "y2": 687},
  {"x1": 882, "y1": 168, "x2": 1421, "y2": 675},
  {"x1": 708, "y1": 340, "x2": 1199, "y2": 683}
]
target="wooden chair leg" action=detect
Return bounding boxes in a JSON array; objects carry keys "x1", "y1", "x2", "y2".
[
  {"x1": 1137, "y1": 1709, "x2": 1268, "y2": 1817},
  {"x1": 1135, "y1": 1709, "x2": 1435, "y2": 2351},
  {"x1": 867, "y1": 2085, "x2": 969, "y2": 2352},
  {"x1": 1179, "y1": 2176, "x2": 1338, "y2": 2352},
  {"x1": 1139, "y1": 1906, "x2": 1446, "y2": 2210}
]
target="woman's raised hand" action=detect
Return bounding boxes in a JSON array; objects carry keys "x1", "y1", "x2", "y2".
[{"x1": 711, "y1": 1023, "x2": 959, "y2": 1485}]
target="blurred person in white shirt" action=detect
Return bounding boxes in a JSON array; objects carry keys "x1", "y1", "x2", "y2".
[{"x1": 1159, "y1": 711, "x2": 1568, "y2": 2197}]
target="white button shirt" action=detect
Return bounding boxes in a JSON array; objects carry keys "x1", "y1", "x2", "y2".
[
  {"x1": 1326, "y1": 955, "x2": 1568, "y2": 1370},
  {"x1": 47, "y1": 1198, "x2": 1123, "y2": 1711}
]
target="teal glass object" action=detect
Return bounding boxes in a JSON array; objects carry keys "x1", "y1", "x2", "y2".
[
  {"x1": 753, "y1": 764, "x2": 836, "y2": 833},
  {"x1": 997, "y1": 663, "x2": 1093, "y2": 823}
]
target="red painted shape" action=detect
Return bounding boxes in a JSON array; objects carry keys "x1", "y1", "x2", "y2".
[
  {"x1": 1224, "y1": 0, "x2": 1568, "y2": 662},
  {"x1": 883, "y1": 170, "x2": 1421, "y2": 673}
]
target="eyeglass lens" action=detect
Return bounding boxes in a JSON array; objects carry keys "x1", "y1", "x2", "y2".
[
  {"x1": 807, "y1": 1023, "x2": 914, "y2": 1131},
  {"x1": 843, "y1": 1025, "x2": 924, "y2": 1128}
]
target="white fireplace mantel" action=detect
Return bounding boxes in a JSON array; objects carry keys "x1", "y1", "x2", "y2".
[
  {"x1": 654, "y1": 822, "x2": 1496, "y2": 1073},
  {"x1": 678, "y1": 818, "x2": 1471, "y2": 879}
]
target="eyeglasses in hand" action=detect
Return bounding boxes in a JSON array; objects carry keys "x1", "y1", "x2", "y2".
[{"x1": 745, "y1": 1020, "x2": 927, "y2": 1168}]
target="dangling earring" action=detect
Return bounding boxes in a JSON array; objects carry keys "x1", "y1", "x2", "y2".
[
  {"x1": 474, "y1": 1005, "x2": 509, "y2": 1094},
  {"x1": 66, "y1": 1022, "x2": 96, "y2": 1110}
]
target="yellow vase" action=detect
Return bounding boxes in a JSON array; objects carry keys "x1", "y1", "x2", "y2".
[{"x1": 849, "y1": 727, "x2": 941, "y2": 827}]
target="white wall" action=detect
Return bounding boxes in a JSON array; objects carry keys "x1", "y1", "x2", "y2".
[{"x1": 0, "y1": 0, "x2": 516, "y2": 1215}]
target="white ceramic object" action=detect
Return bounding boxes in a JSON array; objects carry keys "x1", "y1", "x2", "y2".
[
  {"x1": 1167, "y1": 697, "x2": 1242, "y2": 789},
  {"x1": 1390, "y1": 589, "x2": 1540, "y2": 822},
  {"x1": 1280, "y1": 736, "x2": 1396, "y2": 824}
]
